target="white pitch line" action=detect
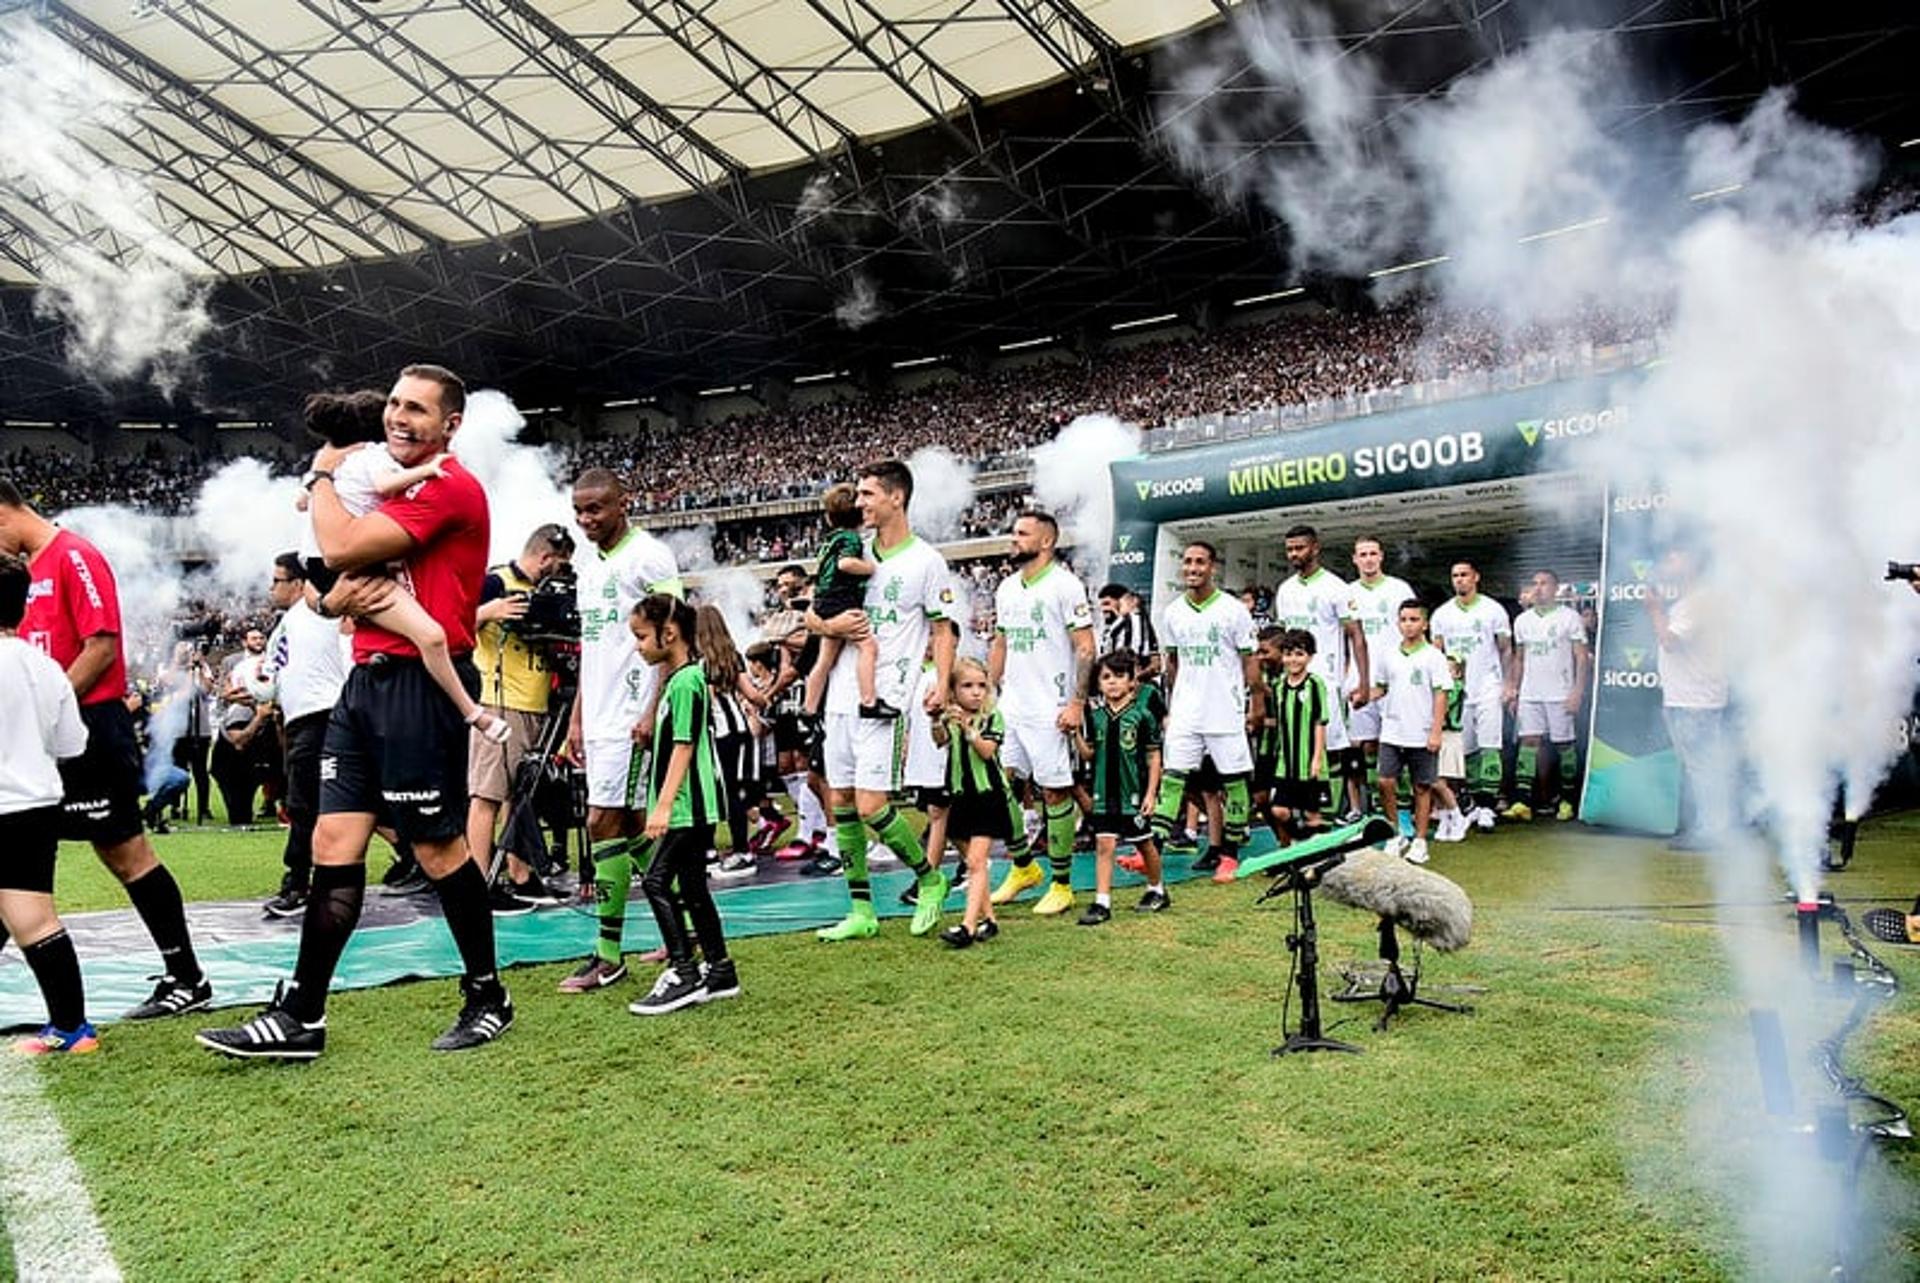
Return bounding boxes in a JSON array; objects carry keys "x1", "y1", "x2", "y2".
[{"x1": 0, "y1": 1055, "x2": 122, "y2": 1283}]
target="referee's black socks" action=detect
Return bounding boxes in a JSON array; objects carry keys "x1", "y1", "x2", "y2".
[
  {"x1": 287, "y1": 863, "x2": 366, "y2": 1022},
  {"x1": 431, "y1": 860, "x2": 503, "y2": 998},
  {"x1": 125, "y1": 864, "x2": 204, "y2": 987}
]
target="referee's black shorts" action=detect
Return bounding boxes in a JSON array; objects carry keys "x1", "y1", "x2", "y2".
[
  {"x1": 58, "y1": 699, "x2": 146, "y2": 846},
  {"x1": 319, "y1": 657, "x2": 477, "y2": 844}
]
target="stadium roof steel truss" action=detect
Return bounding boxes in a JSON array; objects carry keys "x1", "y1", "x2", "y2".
[{"x1": 0, "y1": 0, "x2": 1912, "y2": 426}]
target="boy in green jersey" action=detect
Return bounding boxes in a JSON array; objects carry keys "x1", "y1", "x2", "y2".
[
  {"x1": 627, "y1": 594, "x2": 740, "y2": 1016},
  {"x1": 1070, "y1": 650, "x2": 1167, "y2": 923}
]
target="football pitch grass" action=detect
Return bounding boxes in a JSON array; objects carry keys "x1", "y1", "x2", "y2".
[{"x1": 11, "y1": 816, "x2": 1920, "y2": 1281}]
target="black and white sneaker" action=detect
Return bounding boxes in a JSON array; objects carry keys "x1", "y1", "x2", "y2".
[
  {"x1": 509, "y1": 874, "x2": 564, "y2": 906},
  {"x1": 702, "y1": 959, "x2": 742, "y2": 1002},
  {"x1": 431, "y1": 980, "x2": 514, "y2": 1051},
  {"x1": 195, "y1": 985, "x2": 324, "y2": 1061},
  {"x1": 799, "y1": 852, "x2": 844, "y2": 878},
  {"x1": 125, "y1": 974, "x2": 213, "y2": 1021},
  {"x1": 628, "y1": 964, "x2": 706, "y2": 1016},
  {"x1": 381, "y1": 863, "x2": 431, "y2": 897},
  {"x1": 1134, "y1": 888, "x2": 1172, "y2": 914},
  {"x1": 1077, "y1": 902, "x2": 1112, "y2": 927},
  {"x1": 263, "y1": 880, "x2": 309, "y2": 919},
  {"x1": 488, "y1": 882, "x2": 537, "y2": 916}
]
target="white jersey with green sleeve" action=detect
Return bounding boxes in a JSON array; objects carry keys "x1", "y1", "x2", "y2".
[
  {"x1": 1273, "y1": 567, "x2": 1353, "y2": 690},
  {"x1": 1513, "y1": 604, "x2": 1587, "y2": 702},
  {"x1": 994, "y1": 561, "x2": 1094, "y2": 724},
  {"x1": 1430, "y1": 593, "x2": 1512, "y2": 703},
  {"x1": 574, "y1": 526, "x2": 682, "y2": 741},
  {"x1": 1347, "y1": 574, "x2": 1414, "y2": 653},
  {"x1": 1159, "y1": 589, "x2": 1257, "y2": 735},
  {"x1": 824, "y1": 534, "x2": 954, "y2": 716}
]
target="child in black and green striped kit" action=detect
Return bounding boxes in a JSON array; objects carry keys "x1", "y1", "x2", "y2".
[
  {"x1": 626, "y1": 594, "x2": 740, "y2": 1016},
  {"x1": 803, "y1": 482, "x2": 890, "y2": 719}
]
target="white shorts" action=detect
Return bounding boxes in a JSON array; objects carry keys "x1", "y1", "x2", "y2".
[
  {"x1": 1437, "y1": 730, "x2": 1466, "y2": 779},
  {"x1": 1347, "y1": 699, "x2": 1382, "y2": 744},
  {"x1": 1163, "y1": 725, "x2": 1254, "y2": 776},
  {"x1": 903, "y1": 716, "x2": 944, "y2": 790},
  {"x1": 1460, "y1": 698, "x2": 1504, "y2": 754},
  {"x1": 1324, "y1": 695, "x2": 1352, "y2": 753},
  {"x1": 1000, "y1": 718, "x2": 1075, "y2": 790},
  {"x1": 1516, "y1": 699, "x2": 1576, "y2": 743},
  {"x1": 585, "y1": 738, "x2": 648, "y2": 811},
  {"x1": 823, "y1": 711, "x2": 908, "y2": 794}
]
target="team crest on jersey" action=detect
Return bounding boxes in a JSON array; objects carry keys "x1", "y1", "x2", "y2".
[
  {"x1": 1120, "y1": 724, "x2": 1138, "y2": 751},
  {"x1": 1030, "y1": 602, "x2": 1044, "y2": 623},
  {"x1": 885, "y1": 578, "x2": 902, "y2": 603}
]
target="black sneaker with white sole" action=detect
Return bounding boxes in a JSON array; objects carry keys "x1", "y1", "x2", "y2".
[
  {"x1": 628, "y1": 964, "x2": 706, "y2": 1016},
  {"x1": 488, "y1": 882, "x2": 537, "y2": 916},
  {"x1": 1134, "y1": 888, "x2": 1171, "y2": 913},
  {"x1": 125, "y1": 974, "x2": 213, "y2": 1021},
  {"x1": 431, "y1": 979, "x2": 514, "y2": 1051},
  {"x1": 195, "y1": 985, "x2": 324, "y2": 1061},
  {"x1": 702, "y1": 959, "x2": 742, "y2": 1002},
  {"x1": 263, "y1": 880, "x2": 309, "y2": 919}
]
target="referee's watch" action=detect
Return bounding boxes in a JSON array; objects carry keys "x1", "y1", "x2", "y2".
[{"x1": 303, "y1": 469, "x2": 335, "y2": 492}]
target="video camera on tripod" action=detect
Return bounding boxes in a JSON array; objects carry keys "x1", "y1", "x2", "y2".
[{"x1": 503, "y1": 563, "x2": 582, "y2": 647}]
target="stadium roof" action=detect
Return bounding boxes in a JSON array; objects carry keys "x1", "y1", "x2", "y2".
[{"x1": 0, "y1": 0, "x2": 1915, "y2": 426}]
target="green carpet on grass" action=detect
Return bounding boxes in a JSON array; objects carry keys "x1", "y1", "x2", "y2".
[{"x1": 0, "y1": 838, "x2": 1263, "y2": 1029}]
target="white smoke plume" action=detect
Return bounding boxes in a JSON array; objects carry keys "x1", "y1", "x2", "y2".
[
  {"x1": 904, "y1": 445, "x2": 975, "y2": 543},
  {"x1": 452, "y1": 389, "x2": 573, "y2": 564},
  {"x1": 1029, "y1": 414, "x2": 1143, "y2": 585},
  {"x1": 0, "y1": 16, "x2": 211, "y2": 394},
  {"x1": 834, "y1": 273, "x2": 884, "y2": 330},
  {"x1": 663, "y1": 523, "x2": 768, "y2": 649},
  {"x1": 191, "y1": 458, "x2": 306, "y2": 600},
  {"x1": 1155, "y1": 3, "x2": 1416, "y2": 280}
]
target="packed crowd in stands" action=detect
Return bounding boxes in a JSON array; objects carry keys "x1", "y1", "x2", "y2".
[{"x1": 5, "y1": 301, "x2": 1665, "y2": 525}]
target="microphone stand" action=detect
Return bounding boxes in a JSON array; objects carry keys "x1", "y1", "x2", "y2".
[{"x1": 1261, "y1": 851, "x2": 1363, "y2": 1057}]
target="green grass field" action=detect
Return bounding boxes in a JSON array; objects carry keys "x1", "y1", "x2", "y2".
[{"x1": 14, "y1": 816, "x2": 1920, "y2": 1281}]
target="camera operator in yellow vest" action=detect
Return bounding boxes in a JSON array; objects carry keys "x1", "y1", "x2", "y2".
[{"x1": 467, "y1": 524, "x2": 576, "y2": 912}]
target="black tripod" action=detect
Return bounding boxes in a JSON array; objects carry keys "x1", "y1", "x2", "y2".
[
  {"x1": 1334, "y1": 917, "x2": 1474, "y2": 1031},
  {"x1": 486, "y1": 670, "x2": 588, "y2": 891},
  {"x1": 1261, "y1": 854, "x2": 1363, "y2": 1057}
]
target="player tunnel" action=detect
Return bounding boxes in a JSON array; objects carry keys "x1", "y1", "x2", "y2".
[{"x1": 1104, "y1": 372, "x2": 1674, "y2": 834}]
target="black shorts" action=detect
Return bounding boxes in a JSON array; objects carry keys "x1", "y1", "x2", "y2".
[
  {"x1": 1190, "y1": 756, "x2": 1223, "y2": 793},
  {"x1": 946, "y1": 790, "x2": 1012, "y2": 843},
  {"x1": 319, "y1": 657, "x2": 477, "y2": 844},
  {"x1": 1268, "y1": 778, "x2": 1331, "y2": 816},
  {"x1": 0, "y1": 805, "x2": 60, "y2": 893},
  {"x1": 814, "y1": 587, "x2": 866, "y2": 620},
  {"x1": 1377, "y1": 743, "x2": 1438, "y2": 788},
  {"x1": 1088, "y1": 812, "x2": 1151, "y2": 843},
  {"x1": 914, "y1": 785, "x2": 952, "y2": 811},
  {"x1": 58, "y1": 699, "x2": 146, "y2": 845},
  {"x1": 283, "y1": 709, "x2": 330, "y2": 822}
]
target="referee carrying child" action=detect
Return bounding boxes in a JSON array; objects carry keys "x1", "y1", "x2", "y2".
[{"x1": 199, "y1": 365, "x2": 511, "y2": 1059}]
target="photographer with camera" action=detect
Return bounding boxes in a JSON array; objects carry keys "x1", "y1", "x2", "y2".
[{"x1": 467, "y1": 523, "x2": 576, "y2": 913}]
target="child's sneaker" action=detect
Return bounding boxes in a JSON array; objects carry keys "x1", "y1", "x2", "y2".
[
  {"x1": 1404, "y1": 838, "x2": 1431, "y2": 865},
  {"x1": 14, "y1": 1023, "x2": 99, "y2": 1056}
]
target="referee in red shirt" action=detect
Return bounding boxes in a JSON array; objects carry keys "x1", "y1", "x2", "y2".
[
  {"x1": 0, "y1": 477, "x2": 210, "y2": 1018},
  {"x1": 199, "y1": 365, "x2": 510, "y2": 1059}
]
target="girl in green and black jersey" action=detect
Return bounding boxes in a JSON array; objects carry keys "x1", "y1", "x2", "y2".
[{"x1": 931, "y1": 657, "x2": 1010, "y2": 948}]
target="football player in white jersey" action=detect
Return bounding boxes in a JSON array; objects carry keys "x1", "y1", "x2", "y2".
[
  {"x1": 987, "y1": 511, "x2": 1095, "y2": 915},
  {"x1": 1429, "y1": 559, "x2": 1515, "y2": 825},
  {"x1": 1150, "y1": 541, "x2": 1264, "y2": 881},
  {"x1": 564, "y1": 468, "x2": 684, "y2": 987},
  {"x1": 808, "y1": 460, "x2": 956, "y2": 941},
  {"x1": 1272, "y1": 525, "x2": 1369, "y2": 817},
  {"x1": 1345, "y1": 535, "x2": 1413, "y2": 806},
  {"x1": 1505, "y1": 569, "x2": 1590, "y2": 821}
]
